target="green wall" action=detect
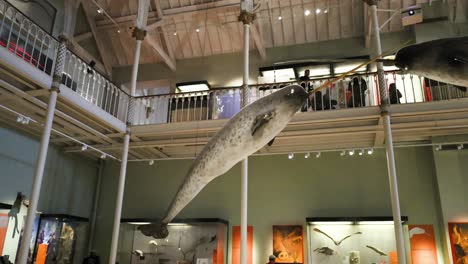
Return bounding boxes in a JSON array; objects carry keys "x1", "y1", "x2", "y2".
[
  {"x1": 0, "y1": 125, "x2": 98, "y2": 217},
  {"x1": 94, "y1": 146, "x2": 447, "y2": 264}
]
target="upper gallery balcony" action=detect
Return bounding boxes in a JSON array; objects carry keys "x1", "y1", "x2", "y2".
[{"x1": 0, "y1": 0, "x2": 467, "y2": 161}]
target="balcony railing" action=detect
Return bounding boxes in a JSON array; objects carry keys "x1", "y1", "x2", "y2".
[
  {"x1": 61, "y1": 50, "x2": 130, "y2": 122},
  {"x1": 131, "y1": 71, "x2": 467, "y2": 126},
  {"x1": 0, "y1": 0, "x2": 57, "y2": 75},
  {"x1": 0, "y1": 0, "x2": 130, "y2": 123}
]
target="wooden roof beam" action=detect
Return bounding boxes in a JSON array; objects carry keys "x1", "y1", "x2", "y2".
[{"x1": 82, "y1": 1, "x2": 114, "y2": 77}]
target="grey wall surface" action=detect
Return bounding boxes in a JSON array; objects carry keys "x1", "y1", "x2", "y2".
[
  {"x1": 431, "y1": 135, "x2": 468, "y2": 264},
  {"x1": 0, "y1": 125, "x2": 98, "y2": 217},
  {"x1": 94, "y1": 147, "x2": 447, "y2": 264}
]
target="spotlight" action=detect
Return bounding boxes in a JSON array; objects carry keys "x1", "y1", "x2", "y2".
[
  {"x1": 21, "y1": 117, "x2": 30, "y2": 125},
  {"x1": 409, "y1": 10, "x2": 415, "y2": 16},
  {"x1": 288, "y1": 153, "x2": 294, "y2": 160},
  {"x1": 315, "y1": 152, "x2": 321, "y2": 158},
  {"x1": 316, "y1": 8, "x2": 321, "y2": 14},
  {"x1": 81, "y1": 145, "x2": 88, "y2": 151},
  {"x1": 359, "y1": 149, "x2": 364, "y2": 156},
  {"x1": 178, "y1": 247, "x2": 181, "y2": 251},
  {"x1": 117, "y1": 29, "x2": 121, "y2": 33},
  {"x1": 324, "y1": 9, "x2": 328, "y2": 14},
  {"x1": 304, "y1": 152, "x2": 310, "y2": 159},
  {"x1": 165, "y1": 239, "x2": 169, "y2": 242},
  {"x1": 97, "y1": 8, "x2": 103, "y2": 14},
  {"x1": 340, "y1": 150, "x2": 346, "y2": 156},
  {"x1": 173, "y1": 32, "x2": 177, "y2": 36},
  {"x1": 367, "y1": 148, "x2": 374, "y2": 155},
  {"x1": 457, "y1": 144, "x2": 464, "y2": 150},
  {"x1": 278, "y1": 16, "x2": 283, "y2": 20},
  {"x1": 100, "y1": 153, "x2": 107, "y2": 159},
  {"x1": 304, "y1": 10, "x2": 311, "y2": 16},
  {"x1": 349, "y1": 150, "x2": 355, "y2": 156},
  {"x1": 435, "y1": 145, "x2": 442, "y2": 151},
  {"x1": 16, "y1": 115, "x2": 23, "y2": 123},
  {"x1": 149, "y1": 240, "x2": 158, "y2": 246},
  {"x1": 195, "y1": 28, "x2": 200, "y2": 32},
  {"x1": 149, "y1": 160, "x2": 154, "y2": 165}
]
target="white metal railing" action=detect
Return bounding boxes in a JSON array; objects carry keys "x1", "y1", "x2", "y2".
[
  {"x1": 132, "y1": 71, "x2": 467, "y2": 126},
  {"x1": 61, "y1": 50, "x2": 130, "y2": 122},
  {"x1": 0, "y1": 0, "x2": 130, "y2": 123},
  {"x1": 0, "y1": 0, "x2": 57, "y2": 75}
]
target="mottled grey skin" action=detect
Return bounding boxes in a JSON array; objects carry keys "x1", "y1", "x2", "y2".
[
  {"x1": 138, "y1": 85, "x2": 307, "y2": 239},
  {"x1": 395, "y1": 37, "x2": 468, "y2": 87}
]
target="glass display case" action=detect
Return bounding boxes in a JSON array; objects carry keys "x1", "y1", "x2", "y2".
[
  {"x1": 32, "y1": 215, "x2": 89, "y2": 264},
  {"x1": 119, "y1": 219, "x2": 228, "y2": 264},
  {"x1": 306, "y1": 217, "x2": 408, "y2": 264}
]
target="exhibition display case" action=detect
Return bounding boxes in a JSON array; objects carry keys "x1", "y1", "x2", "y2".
[
  {"x1": 32, "y1": 215, "x2": 89, "y2": 264},
  {"x1": 306, "y1": 217, "x2": 409, "y2": 264},
  {"x1": 119, "y1": 219, "x2": 228, "y2": 264}
]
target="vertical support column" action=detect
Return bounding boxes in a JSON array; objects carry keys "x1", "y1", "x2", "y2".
[
  {"x1": 16, "y1": 36, "x2": 67, "y2": 264},
  {"x1": 108, "y1": 133, "x2": 130, "y2": 264},
  {"x1": 88, "y1": 159, "x2": 104, "y2": 254},
  {"x1": 239, "y1": 3, "x2": 254, "y2": 264},
  {"x1": 369, "y1": 2, "x2": 406, "y2": 264}
]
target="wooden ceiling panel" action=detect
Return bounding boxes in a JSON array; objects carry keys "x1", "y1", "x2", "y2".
[{"x1": 89, "y1": 0, "x2": 450, "y2": 67}]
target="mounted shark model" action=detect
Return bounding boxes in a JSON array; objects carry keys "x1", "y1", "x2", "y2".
[
  {"x1": 139, "y1": 85, "x2": 308, "y2": 238},
  {"x1": 394, "y1": 37, "x2": 468, "y2": 87}
]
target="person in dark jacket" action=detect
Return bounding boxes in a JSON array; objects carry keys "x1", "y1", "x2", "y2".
[
  {"x1": 388, "y1": 83, "x2": 402, "y2": 104},
  {"x1": 347, "y1": 76, "x2": 367, "y2": 107}
]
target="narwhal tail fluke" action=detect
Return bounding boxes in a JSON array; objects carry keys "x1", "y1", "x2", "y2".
[{"x1": 137, "y1": 222, "x2": 169, "y2": 239}]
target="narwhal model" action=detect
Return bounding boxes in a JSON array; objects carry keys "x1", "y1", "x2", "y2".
[
  {"x1": 139, "y1": 85, "x2": 309, "y2": 238},
  {"x1": 393, "y1": 36, "x2": 468, "y2": 87},
  {"x1": 138, "y1": 41, "x2": 404, "y2": 239}
]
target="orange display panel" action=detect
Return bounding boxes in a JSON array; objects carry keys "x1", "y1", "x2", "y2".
[
  {"x1": 0, "y1": 214, "x2": 8, "y2": 254},
  {"x1": 409, "y1": 224, "x2": 437, "y2": 264},
  {"x1": 448, "y1": 223, "x2": 468, "y2": 264},
  {"x1": 273, "y1": 225, "x2": 304, "y2": 264},
  {"x1": 232, "y1": 226, "x2": 253, "y2": 264},
  {"x1": 35, "y1": 244, "x2": 48, "y2": 264}
]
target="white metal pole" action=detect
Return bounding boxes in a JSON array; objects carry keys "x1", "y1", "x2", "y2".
[
  {"x1": 240, "y1": 16, "x2": 251, "y2": 264},
  {"x1": 16, "y1": 89, "x2": 58, "y2": 264},
  {"x1": 108, "y1": 133, "x2": 130, "y2": 264},
  {"x1": 130, "y1": 40, "x2": 142, "y2": 97},
  {"x1": 370, "y1": 3, "x2": 406, "y2": 264},
  {"x1": 88, "y1": 159, "x2": 104, "y2": 254}
]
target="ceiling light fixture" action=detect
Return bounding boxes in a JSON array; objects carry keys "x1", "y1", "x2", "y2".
[
  {"x1": 195, "y1": 28, "x2": 200, "y2": 32},
  {"x1": 278, "y1": 16, "x2": 283, "y2": 20},
  {"x1": 173, "y1": 32, "x2": 177, "y2": 36},
  {"x1": 117, "y1": 29, "x2": 121, "y2": 33},
  {"x1": 367, "y1": 148, "x2": 374, "y2": 155},
  {"x1": 81, "y1": 145, "x2": 88, "y2": 151},
  {"x1": 435, "y1": 144, "x2": 442, "y2": 151},
  {"x1": 304, "y1": 10, "x2": 311, "y2": 16},
  {"x1": 359, "y1": 149, "x2": 364, "y2": 156},
  {"x1": 316, "y1": 8, "x2": 321, "y2": 14},
  {"x1": 315, "y1": 152, "x2": 321, "y2": 158},
  {"x1": 304, "y1": 152, "x2": 310, "y2": 159},
  {"x1": 97, "y1": 8, "x2": 103, "y2": 14},
  {"x1": 100, "y1": 153, "x2": 107, "y2": 159},
  {"x1": 149, "y1": 160, "x2": 154, "y2": 165},
  {"x1": 324, "y1": 9, "x2": 328, "y2": 14},
  {"x1": 288, "y1": 153, "x2": 294, "y2": 160},
  {"x1": 340, "y1": 150, "x2": 346, "y2": 156},
  {"x1": 457, "y1": 144, "x2": 464, "y2": 150},
  {"x1": 349, "y1": 150, "x2": 355, "y2": 156}
]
